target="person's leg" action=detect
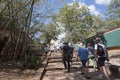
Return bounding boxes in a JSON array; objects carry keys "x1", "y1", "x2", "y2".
[
  {"x1": 48, "y1": 50, "x2": 51, "y2": 55},
  {"x1": 87, "y1": 58, "x2": 90, "y2": 67},
  {"x1": 70, "y1": 53, "x2": 73, "y2": 63},
  {"x1": 62, "y1": 57, "x2": 67, "y2": 69},
  {"x1": 98, "y1": 57, "x2": 110, "y2": 79},
  {"x1": 74, "y1": 51, "x2": 78, "y2": 61},
  {"x1": 76, "y1": 53, "x2": 79, "y2": 61},
  {"x1": 63, "y1": 61, "x2": 67, "y2": 69},
  {"x1": 45, "y1": 51, "x2": 48, "y2": 57},
  {"x1": 102, "y1": 66, "x2": 110, "y2": 78},
  {"x1": 91, "y1": 58, "x2": 97, "y2": 70},
  {"x1": 82, "y1": 60, "x2": 90, "y2": 79},
  {"x1": 101, "y1": 58, "x2": 110, "y2": 79},
  {"x1": 81, "y1": 60, "x2": 88, "y2": 76},
  {"x1": 98, "y1": 58, "x2": 104, "y2": 78},
  {"x1": 67, "y1": 61, "x2": 70, "y2": 72}
]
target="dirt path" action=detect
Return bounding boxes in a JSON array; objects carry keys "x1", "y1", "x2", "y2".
[
  {"x1": 42, "y1": 52, "x2": 85, "y2": 80},
  {"x1": 42, "y1": 51, "x2": 120, "y2": 80},
  {"x1": 0, "y1": 50, "x2": 119, "y2": 80}
]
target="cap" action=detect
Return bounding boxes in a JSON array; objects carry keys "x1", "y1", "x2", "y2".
[{"x1": 87, "y1": 43, "x2": 92, "y2": 46}]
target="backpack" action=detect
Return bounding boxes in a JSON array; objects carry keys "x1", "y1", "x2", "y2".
[
  {"x1": 68, "y1": 46, "x2": 74, "y2": 54},
  {"x1": 62, "y1": 45, "x2": 70, "y2": 61},
  {"x1": 97, "y1": 44, "x2": 105, "y2": 56},
  {"x1": 63, "y1": 45, "x2": 69, "y2": 54}
]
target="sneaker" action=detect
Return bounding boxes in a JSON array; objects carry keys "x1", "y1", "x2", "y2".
[{"x1": 98, "y1": 74, "x2": 104, "y2": 78}]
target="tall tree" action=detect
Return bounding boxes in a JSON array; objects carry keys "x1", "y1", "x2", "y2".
[
  {"x1": 0, "y1": 0, "x2": 39, "y2": 59},
  {"x1": 39, "y1": 22, "x2": 60, "y2": 45},
  {"x1": 58, "y1": 2, "x2": 93, "y2": 43},
  {"x1": 106, "y1": 0, "x2": 120, "y2": 28}
]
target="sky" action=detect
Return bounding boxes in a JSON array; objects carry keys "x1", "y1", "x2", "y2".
[{"x1": 61, "y1": 0, "x2": 111, "y2": 16}]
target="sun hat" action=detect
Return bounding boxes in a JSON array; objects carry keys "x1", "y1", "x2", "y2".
[
  {"x1": 78, "y1": 43, "x2": 84, "y2": 47},
  {"x1": 95, "y1": 37, "x2": 101, "y2": 41}
]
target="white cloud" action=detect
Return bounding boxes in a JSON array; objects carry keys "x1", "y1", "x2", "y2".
[
  {"x1": 68, "y1": 2, "x2": 102, "y2": 16},
  {"x1": 77, "y1": 2, "x2": 102, "y2": 16},
  {"x1": 73, "y1": 0, "x2": 83, "y2": 2},
  {"x1": 88, "y1": 5, "x2": 101, "y2": 16},
  {"x1": 95, "y1": 0, "x2": 111, "y2": 5}
]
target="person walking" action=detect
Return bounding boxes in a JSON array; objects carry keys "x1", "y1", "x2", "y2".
[
  {"x1": 87, "y1": 43, "x2": 97, "y2": 71},
  {"x1": 61, "y1": 42, "x2": 71, "y2": 72},
  {"x1": 77, "y1": 43, "x2": 90, "y2": 79},
  {"x1": 74, "y1": 43, "x2": 80, "y2": 61},
  {"x1": 69, "y1": 43, "x2": 74, "y2": 63},
  {"x1": 44, "y1": 46, "x2": 49, "y2": 57},
  {"x1": 94, "y1": 38, "x2": 110, "y2": 79}
]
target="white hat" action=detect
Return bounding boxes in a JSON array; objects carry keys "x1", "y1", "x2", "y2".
[
  {"x1": 95, "y1": 37, "x2": 101, "y2": 43},
  {"x1": 78, "y1": 43, "x2": 84, "y2": 47}
]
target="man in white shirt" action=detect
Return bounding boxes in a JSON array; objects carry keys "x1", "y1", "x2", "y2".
[{"x1": 94, "y1": 38, "x2": 110, "y2": 80}]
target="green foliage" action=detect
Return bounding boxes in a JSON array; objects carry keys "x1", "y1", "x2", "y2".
[
  {"x1": 58, "y1": 1, "x2": 93, "y2": 43},
  {"x1": 107, "y1": 0, "x2": 120, "y2": 19},
  {"x1": 90, "y1": 16, "x2": 105, "y2": 35},
  {"x1": 39, "y1": 22, "x2": 60, "y2": 45},
  {"x1": 105, "y1": 0, "x2": 120, "y2": 28},
  {"x1": 21, "y1": 53, "x2": 42, "y2": 69}
]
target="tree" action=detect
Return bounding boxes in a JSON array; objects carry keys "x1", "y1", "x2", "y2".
[
  {"x1": 90, "y1": 15, "x2": 106, "y2": 36},
  {"x1": 107, "y1": 0, "x2": 120, "y2": 19},
  {"x1": 0, "y1": 0, "x2": 63, "y2": 58},
  {"x1": 58, "y1": 1, "x2": 93, "y2": 43},
  {"x1": 0, "y1": 0, "x2": 36, "y2": 59},
  {"x1": 29, "y1": 0, "x2": 64, "y2": 45},
  {"x1": 39, "y1": 22, "x2": 60, "y2": 45},
  {"x1": 106, "y1": 0, "x2": 120, "y2": 28}
]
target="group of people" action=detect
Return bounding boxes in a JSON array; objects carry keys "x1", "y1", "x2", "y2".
[{"x1": 60, "y1": 37, "x2": 110, "y2": 80}]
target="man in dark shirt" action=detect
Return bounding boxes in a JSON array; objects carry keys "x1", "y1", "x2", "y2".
[{"x1": 62, "y1": 42, "x2": 70, "y2": 72}]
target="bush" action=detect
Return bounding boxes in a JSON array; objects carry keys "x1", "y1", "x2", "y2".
[{"x1": 21, "y1": 53, "x2": 42, "y2": 69}]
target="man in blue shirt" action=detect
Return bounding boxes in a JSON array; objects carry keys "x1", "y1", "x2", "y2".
[{"x1": 78, "y1": 43, "x2": 89, "y2": 79}]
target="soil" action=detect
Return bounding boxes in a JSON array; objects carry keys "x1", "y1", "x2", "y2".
[{"x1": 0, "y1": 50, "x2": 119, "y2": 80}]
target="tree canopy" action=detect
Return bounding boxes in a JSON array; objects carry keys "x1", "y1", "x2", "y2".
[
  {"x1": 58, "y1": 2, "x2": 93, "y2": 43},
  {"x1": 105, "y1": 0, "x2": 120, "y2": 28}
]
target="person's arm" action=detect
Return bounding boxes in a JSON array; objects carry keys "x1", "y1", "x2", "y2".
[
  {"x1": 94, "y1": 50, "x2": 97, "y2": 60},
  {"x1": 105, "y1": 49, "x2": 109, "y2": 61},
  {"x1": 94, "y1": 44, "x2": 98, "y2": 61},
  {"x1": 60, "y1": 48, "x2": 63, "y2": 55}
]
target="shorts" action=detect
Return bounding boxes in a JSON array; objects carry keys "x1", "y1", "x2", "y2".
[
  {"x1": 98, "y1": 57, "x2": 106, "y2": 67},
  {"x1": 81, "y1": 59, "x2": 87, "y2": 68}
]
